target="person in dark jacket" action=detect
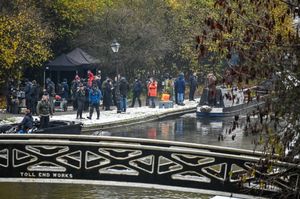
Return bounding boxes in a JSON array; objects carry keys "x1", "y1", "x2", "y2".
[
  {"x1": 189, "y1": 72, "x2": 198, "y2": 101},
  {"x1": 6, "y1": 79, "x2": 14, "y2": 113},
  {"x1": 175, "y1": 73, "x2": 186, "y2": 105},
  {"x1": 17, "y1": 109, "x2": 33, "y2": 133},
  {"x1": 24, "y1": 79, "x2": 32, "y2": 109},
  {"x1": 76, "y1": 83, "x2": 86, "y2": 119},
  {"x1": 30, "y1": 80, "x2": 39, "y2": 115},
  {"x1": 46, "y1": 78, "x2": 55, "y2": 112},
  {"x1": 119, "y1": 77, "x2": 130, "y2": 112},
  {"x1": 145, "y1": 76, "x2": 151, "y2": 106},
  {"x1": 37, "y1": 94, "x2": 53, "y2": 128},
  {"x1": 71, "y1": 76, "x2": 80, "y2": 110},
  {"x1": 112, "y1": 75, "x2": 120, "y2": 109},
  {"x1": 103, "y1": 79, "x2": 112, "y2": 111},
  {"x1": 87, "y1": 85, "x2": 102, "y2": 119},
  {"x1": 61, "y1": 78, "x2": 69, "y2": 100},
  {"x1": 130, "y1": 78, "x2": 142, "y2": 107},
  {"x1": 95, "y1": 73, "x2": 102, "y2": 92}
]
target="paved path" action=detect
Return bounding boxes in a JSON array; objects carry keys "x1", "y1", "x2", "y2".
[{"x1": 1, "y1": 99, "x2": 199, "y2": 132}]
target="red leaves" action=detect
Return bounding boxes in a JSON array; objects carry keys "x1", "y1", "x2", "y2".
[
  {"x1": 214, "y1": 0, "x2": 226, "y2": 8},
  {"x1": 216, "y1": 22, "x2": 224, "y2": 31},
  {"x1": 205, "y1": 17, "x2": 213, "y2": 27},
  {"x1": 195, "y1": 35, "x2": 206, "y2": 57},
  {"x1": 226, "y1": 7, "x2": 232, "y2": 16},
  {"x1": 197, "y1": 44, "x2": 206, "y2": 59},
  {"x1": 196, "y1": 35, "x2": 201, "y2": 44},
  {"x1": 275, "y1": 33, "x2": 282, "y2": 44},
  {"x1": 205, "y1": 17, "x2": 224, "y2": 31},
  {"x1": 280, "y1": 14, "x2": 286, "y2": 23}
]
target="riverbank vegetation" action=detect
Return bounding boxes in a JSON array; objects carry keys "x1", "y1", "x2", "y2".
[
  {"x1": 1, "y1": 0, "x2": 299, "y2": 197},
  {"x1": 200, "y1": 0, "x2": 299, "y2": 198}
]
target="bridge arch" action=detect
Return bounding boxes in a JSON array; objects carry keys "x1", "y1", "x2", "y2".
[{"x1": 0, "y1": 134, "x2": 298, "y2": 198}]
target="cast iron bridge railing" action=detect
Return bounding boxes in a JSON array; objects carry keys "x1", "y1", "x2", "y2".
[{"x1": 0, "y1": 134, "x2": 299, "y2": 199}]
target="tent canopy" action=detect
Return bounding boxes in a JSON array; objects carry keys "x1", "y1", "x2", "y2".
[{"x1": 46, "y1": 48, "x2": 100, "y2": 71}]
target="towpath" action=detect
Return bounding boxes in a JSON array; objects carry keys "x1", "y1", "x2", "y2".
[{"x1": 1, "y1": 99, "x2": 199, "y2": 132}]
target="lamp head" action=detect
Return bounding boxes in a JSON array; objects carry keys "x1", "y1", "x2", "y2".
[{"x1": 111, "y1": 39, "x2": 120, "y2": 53}]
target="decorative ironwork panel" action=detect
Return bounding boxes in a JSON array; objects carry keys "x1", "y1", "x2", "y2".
[{"x1": 0, "y1": 134, "x2": 298, "y2": 198}]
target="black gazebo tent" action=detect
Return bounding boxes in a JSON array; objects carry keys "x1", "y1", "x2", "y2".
[
  {"x1": 46, "y1": 48, "x2": 100, "y2": 71},
  {"x1": 45, "y1": 48, "x2": 100, "y2": 83}
]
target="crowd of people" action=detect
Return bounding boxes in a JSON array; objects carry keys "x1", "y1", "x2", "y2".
[{"x1": 6, "y1": 70, "x2": 199, "y2": 133}]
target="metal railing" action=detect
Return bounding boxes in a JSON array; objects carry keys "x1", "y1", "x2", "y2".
[{"x1": 0, "y1": 134, "x2": 298, "y2": 198}]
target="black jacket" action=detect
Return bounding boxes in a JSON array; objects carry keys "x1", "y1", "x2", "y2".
[
  {"x1": 119, "y1": 78, "x2": 129, "y2": 97},
  {"x1": 76, "y1": 89, "x2": 86, "y2": 103}
]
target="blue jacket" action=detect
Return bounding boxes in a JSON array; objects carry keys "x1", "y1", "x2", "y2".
[
  {"x1": 89, "y1": 88, "x2": 102, "y2": 104},
  {"x1": 19, "y1": 113, "x2": 33, "y2": 129},
  {"x1": 61, "y1": 81, "x2": 69, "y2": 99},
  {"x1": 175, "y1": 74, "x2": 185, "y2": 94},
  {"x1": 133, "y1": 80, "x2": 142, "y2": 94}
]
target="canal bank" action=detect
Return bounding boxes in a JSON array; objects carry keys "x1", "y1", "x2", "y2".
[
  {"x1": 60, "y1": 99, "x2": 198, "y2": 132},
  {"x1": 2, "y1": 99, "x2": 198, "y2": 132}
]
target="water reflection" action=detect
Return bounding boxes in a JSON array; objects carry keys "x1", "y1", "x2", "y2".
[
  {"x1": 109, "y1": 113, "x2": 259, "y2": 150},
  {"x1": 0, "y1": 183, "x2": 209, "y2": 199}
]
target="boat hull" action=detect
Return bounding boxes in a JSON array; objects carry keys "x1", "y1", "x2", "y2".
[
  {"x1": 197, "y1": 101, "x2": 265, "y2": 117},
  {"x1": 35, "y1": 121, "x2": 82, "y2": 134},
  {"x1": 0, "y1": 120, "x2": 82, "y2": 135}
]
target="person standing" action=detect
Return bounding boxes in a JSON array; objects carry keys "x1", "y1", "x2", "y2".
[
  {"x1": 147, "y1": 77, "x2": 158, "y2": 108},
  {"x1": 103, "y1": 79, "x2": 112, "y2": 111},
  {"x1": 145, "y1": 76, "x2": 151, "y2": 106},
  {"x1": 71, "y1": 75, "x2": 80, "y2": 110},
  {"x1": 95, "y1": 72, "x2": 102, "y2": 92},
  {"x1": 164, "y1": 75, "x2": 174, "y2": 101},
  {"x1": 30, "y1": 80, "x2": 39, "y2": 115},
  {"x1": 87, "y1": 70, "x2": 95, "y2": 88},
  {"x1": 189, "y1": 72, "x2": 198, "y2": 101},
  {"x1": 130, "y1": 78, "x2": 142, "y2": 107},
  {"x1": 37, "y1": 94, "x2": 53, "y2": 128},
  {"x1": 87, "y1": 85, "x2": 102, "y2": 120},
  {"x1": 46, "y1": 78, "x2": 55, "y2": 112},
  {"x1": 61, "y1": 78, "x2": 69, "y2": 100},
  {"x1": 76, "y1": 83, "x2": 86, "y2": 119},
  {"x1": 24, "y1": 79, "x2": 32, "y2": 109},
  {"x1": 119, "y1": 77, "x2": 130, "y2": 112},
  {"x1": 175, "y1": 73, "x2": 186, "y2": 105}
]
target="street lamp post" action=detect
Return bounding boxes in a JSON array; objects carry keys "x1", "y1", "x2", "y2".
[{"x1": 111, "y1": 39, "x2": 121, "y2": 113}]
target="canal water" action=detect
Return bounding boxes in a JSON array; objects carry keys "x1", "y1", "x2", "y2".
[
  {"x1": 0, "y1": 113, "x2": 260, "y2": 199},
  {"x1": 0, "y1": 183, "x2": 210, "y2": 199},
  {"x1": 106, "y1": 113, "x2": 259, "y2": 150}
]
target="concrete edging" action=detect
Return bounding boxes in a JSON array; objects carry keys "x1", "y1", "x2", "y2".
[{"x1": 82, "y1": 107, "x2": 196, "y2": 132}]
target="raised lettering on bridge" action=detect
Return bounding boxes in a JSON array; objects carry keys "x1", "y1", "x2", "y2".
[{"x1": 0, "y1": 134, "x2": 299, "y2": 198}]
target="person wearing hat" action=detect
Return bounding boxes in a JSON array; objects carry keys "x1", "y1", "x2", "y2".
[
  {"x1": 36, "y1": 94, "x2": 53, "y2": 128},
  {"x1": 76, "y1": 83, "x2": 86, "y2": 119}
]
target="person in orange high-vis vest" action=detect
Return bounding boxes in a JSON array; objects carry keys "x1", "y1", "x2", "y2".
[{"x1": 147, "y1": 77, "x2": 157, "y2": 108}]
